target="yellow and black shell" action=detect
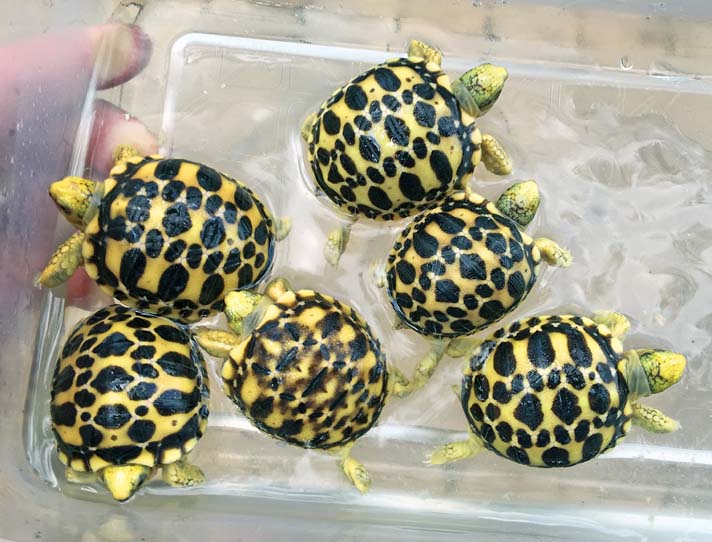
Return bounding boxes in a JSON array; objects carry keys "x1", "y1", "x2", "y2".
[
  {"x1": 83, "y1": 155, "x2": 276, "y2": 323},
  {"x1": 221, "y1": 290, "x2": 388, "y2": 449},
  {"x1": 462, "y1": 315, "x2": 632, "y2": 467},
  {"x1": 50, "y1": 305, "x2": 210, "y2": 473},
  {"x1": 386, "y1": 192, "x2": 541, "y2": 338},
  {"x1": 304, "y1": 56, "x2": 482, "y2": 221}
]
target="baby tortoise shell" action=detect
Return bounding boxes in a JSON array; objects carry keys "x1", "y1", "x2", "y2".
[
  {"x1": 387, "y1": 191, "x2": 549, "y2": 339},
  {"x1": 195, "y1": 280, "x2": 408, "y2": 492},
  {"x1": 51, "y1": 304, "x2": 209, "y2": 501},
  {"x1": 430, "y1": 313, "x2": 686, "y2": 469},
  {"x1": 301, "y1": 40, "x2": 511, "y2": 266},
  {"x1": 222, "y1": 289, "x2": 388, "y2": 450},
  {"x1": 463, "y1": 315, "x2": 631, "y2": 467},
  {"x1": 38, "y1": 148, "x2": 285, "y2": 323},
  {"x1": 304, "y1": 55, "x2": 483, "y2": 221}
]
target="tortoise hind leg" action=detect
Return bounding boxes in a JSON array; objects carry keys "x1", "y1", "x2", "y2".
[
  {"x1": 301, "y1": 112, "x2": 318, "y2": 143},
  {"x1": 429, "y1": 431, "x2": 482, "y2": 465},
  {"x1": 338, "y1": 443, "x2": 371, "y2": 493},
  {"x1": 534, "y1": 237, "x2": 573, "y2": 268},
  {"x1": 36, "y1": 231, "x2": 85, "y2": 288},
  {"x1": 161, "y1": 458, "x2": 206, "y2": 487},
  {"x1": 495, "y1": 180, "x2": 540, "y2": 227},
  {"x1": 324, "y1": 222, "x2": 354, "y2": 267},
  {"x1": 393, "y1": 339, "x2": 449, "y2": 398},
  {"x1": 388, "y1": 366, "x2": 411, "y2": 397},
  {"x1": 274, "y1": 216, "x2": 292, "y2": 241}
]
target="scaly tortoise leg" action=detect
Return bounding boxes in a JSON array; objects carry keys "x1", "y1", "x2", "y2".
[
  {"x1": 338, "y1": 443, "x2": 371, "y2": 494},
  {"x1": 429, "y1": 430, "x2": 483, "y2": 465},
  {"x1": 161, "y1": 458, "x2": 206, "y2": 487},
  {"x1": 480, "y1": 133, "x2": 512, "y2": 175},
  {"x1": 36, "y1": 230, "x2": 85, "y2": 288}
]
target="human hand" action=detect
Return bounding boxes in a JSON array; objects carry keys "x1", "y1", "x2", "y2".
[{"x1": 0, "y1": 23, "x2": 158, "y2": 310}]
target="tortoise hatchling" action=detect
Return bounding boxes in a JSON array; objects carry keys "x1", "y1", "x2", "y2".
[
  {"x1": 51, "y1": 304, "x2": 210, "y2": 501},
  {"x1": 302, "y1": 39, "x2": 512, "y2": 265},
  {"x1": 195, "y1": 279, "x2": 408, "y2": 493},
  {"x1": 376, "y1": 181, "x2": 572, "y2": 395},
  {"x1": 430, "y1": 312, "x2": 686, "y2": 468},
  {"x1": 38, "y1": 145, "x2": 290, "y2": 323}
]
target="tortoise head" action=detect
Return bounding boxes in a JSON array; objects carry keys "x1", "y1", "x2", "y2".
[
  {"x1": 99, "y1": 464, "x2": 154, "y2": 502},
  {"x1": 622, "y1": 348, "x2": 686, "y2": 400},
  {"x1": 453, "y1": 63, "x2": 508, "y2": 118},
  {"x1": 49, "y1": 176, "x2": 97, "y2": 229},
  {"x1": 634, "y1": 349, "x2": 686, "y2": 395},
  {"x1": 495, "y1": 180, "x2": 540, "y2": 227}
]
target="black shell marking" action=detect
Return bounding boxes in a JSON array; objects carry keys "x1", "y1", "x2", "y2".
[
  {"x1": 51, "y1": 305, "x2": 210, "y2": 472},
  {"x1": 461, "y1": 316, "x2": 631, "y2": 468},
  {"x1": 83, "y1": 157, "x2": 276, "y2": 323},
  {"x1": 305, "y1": 57, "x2": 482, "y2": 221}
]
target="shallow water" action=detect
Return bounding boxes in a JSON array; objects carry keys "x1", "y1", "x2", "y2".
[{"x1": 26, "y1": 29, "x2": 712, "y2": 537}]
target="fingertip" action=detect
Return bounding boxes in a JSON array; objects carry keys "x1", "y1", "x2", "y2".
[
  {"x1": 87, "y1": 99, "x2": 158, "y2": 176},
  {"x1": 67, "y1": 267, "x2": 114, "y2": 311},
  {"x1": 66, "y1": 268, "x2": 92, "y2": 303},
  {"x1": 92, "y1": 24, "x2": 153, "y2": 90}
]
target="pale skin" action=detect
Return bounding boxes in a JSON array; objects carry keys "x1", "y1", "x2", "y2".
[
  {"x1": 194, "y1": 279, "x2": 409, "y2": 493},
  {"x1": 304, "y1": 39, "x2": 512, "y2": 267},
  {"x1": 429, "y1": 312, "x2": 686, "y2": 465},
  {"x1": 36, "y1": 146, "x2": 291, "y2": 289},
  {"x1": 376, "y1": 180, "x2": 573, "y2": 398},
  {"x1": 65, "y1": 457, "x2": 205, "y2": 502}
]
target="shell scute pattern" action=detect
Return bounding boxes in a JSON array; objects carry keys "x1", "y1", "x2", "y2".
[
  {"x1": 222, "y1": 290, "x2": 388, "y2": 449},
  {"x1": 50, "y1": 305, "x2": 210, "y2": 473},
  {"x1": 83, "y1": 157, "x2": 275, "y2": 323},
  {"x1": 306, "y1": 58, "x2": 482, "y2": 221},
  {"x1": 462, "y1": 315, "x2": 632, "y2": 467},
  {"x1": 386, "y1": 192, "x2": 541, "y2": 338}
]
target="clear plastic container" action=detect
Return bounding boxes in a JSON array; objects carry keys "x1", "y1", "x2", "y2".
[{"x1": 5, "y1": 1, "x2": 712, "y2": 540}]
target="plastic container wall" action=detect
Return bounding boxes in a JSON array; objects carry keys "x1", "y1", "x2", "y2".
[{"x1": 3, "y1": 1, "x2": 712, "y2": 541}]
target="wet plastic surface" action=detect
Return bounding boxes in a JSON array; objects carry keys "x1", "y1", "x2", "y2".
[{"x1": 8, "y1": 1, "x2": 712, "y2": 540}]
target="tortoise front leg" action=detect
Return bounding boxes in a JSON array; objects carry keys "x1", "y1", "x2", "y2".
[
  {"x1": 161, "y1": 457, "x2": 206, "y2": 487},
  {"x1": 480, "y1": 133, "x2": 512, "y2": 175},
  {"x1": 631, "y1": 403, "x2": 680, "y2": 433},
  {"x1": 64, "y1": 467, "x2": 98, "y2": 485},
  {"x1": 36, "y1": 231, "x2": 85, "y2": 288},
  {"x1": 407, "y1": 39, "x2": 442, "y2": 66},
  {"x1": 112, "y1": 144, "x2": 143, "y2": 165},
  {"x1": 193, "y1": 327, "x2": 241, "y2": 358}
]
